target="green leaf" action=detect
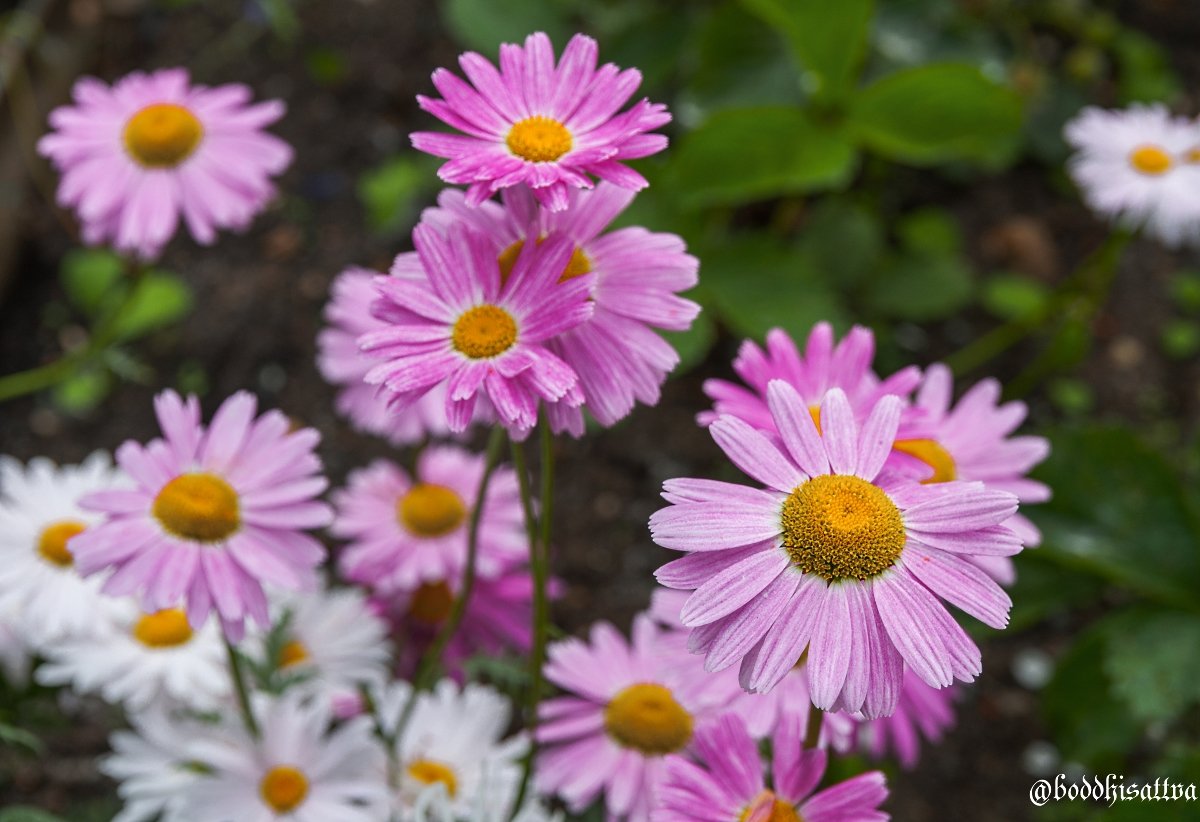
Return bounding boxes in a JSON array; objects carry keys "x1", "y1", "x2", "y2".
[
  {"x1": 53, "y1": 366, "x2": 112, "y2": 415},
  {"x1": 670, "y1": 106, "x2": 857, "y2": 207},
  {"x1": 59, "y1": 249, "x2": 124, "y2": 316},
  {"x1": 1113, "y1": 29, "x2": 1183, "y2": 105},
  {"x1": 1030, "y1": 426, "x2": 1200, "y2": 611},
  {"x1": 0, "y1": 721, "x2": 43, "y2": 755},
  {"x1": 0, "y1": 808, "x2": 68, "y2": 822},
  {"x1": 739, "y1": 0, "x2": 873, "y2": 98},
  {"x1": 663, "y1": 312, "x2": 716, "y2": 374},
  {"x1": 982, "y1": 273, "x2": 1052, "y2": 321},
  {"x1": 1160, "y1": 320, "x2": 1200, "y2": 360},
  {"x1": 1168, "y1": 271, "x2": 1200, "y2": 314},
  {"x1": 112, "y1": 273, "x2": 193, "y2": 341},
  {"x1": 1006, "y1": 552, "x2": 1105, "y2": 633},
  {"x1": 896, "y1": 208, "x2": 961, "y2": 256},
  {"x1": 801, "y1": 199, "x2": 883, "y2": 289},
  {"x1": 1104, "y1": 608, "x2": 1200, "y2": 724},
  {"x1": 863, "y1": 252, "x2": 973, "y2": 321},
  {"x1": 442, "y1": 0, "x2": 573, "y2": 53},
  {"x1": 358, "y1": 156, "x2": 439, "y2": 236},
  {"x1": 1042, "y1": 624, "x2": 1142, "y2": 770},
  {"x1": 847, "y1": 63, "x2": 1024, "y2": 167},
  {"x1": 700, "y1": 234, "x2": 846, "y2": 341}
]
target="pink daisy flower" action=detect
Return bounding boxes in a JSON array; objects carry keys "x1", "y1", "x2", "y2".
[
  {"x1": 536, "y1": 615, "x2": 735, "y2": 820},
  {"x1": 317, "y1": 267, "x2": 457, "y2": 445},
  {"x1": 360, "y1": 221, "x2": 593, "y2": 434},
  {"x1": 372, "y1": 565, "x2": 541, "y2": 680},
  {"x1": 332, "y1": 447, "x2": 524, "y2": 592},
  {"x1": 420, "y1": 184, "x2": 699, "y2": 434},
  {"x1": 655, "y1": 713, "x2": 889, "y2": 822},
  {"x1": 71, "y1": 390, "x2": 331, "y2": 641},
  {"x1": 650, "y1": 383, "x2": 1022, "y2": 717},
  {"x1": 896, "y1": 364, "x2": 1050, "y2": 554},
  {"x1": 411, "y1": 32, "x2": 670, "y2": 211},
  {"x1": 39, "y1": 68, "x2": 291, "y2": 259},
  {"x1": 853, "y1": 669, "x2": 958, "y2": 770},
  {"x1": 700, "y1": 325, "x2": 924, "y2": 438}
]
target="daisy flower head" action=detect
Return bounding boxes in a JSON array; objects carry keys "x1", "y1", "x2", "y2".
[
  {"x1": 361, "y1": 221, "x2": 593, "y2": 434},
  {"x1": 70, "y1": 390, "x2": 332, "y2": 641},
  {"x1": 0, "y1": 452, "x2": 120, "y2": 648},
  {"x1": 264, "y1": 586, "x2": 391, "y2": 703},
  {"x1": 537, "y1": 615, "x2": 736, "y2": 820},
  {"x1": 411, "y1": 31, "x2": 670, "y2": 211},
  {"x1": 854, "y1": 668, "x2": 958, "y2": 770},
  {"x1": 897, "y1": 363, "x2": 1050, "y2": 555},
  {"x1": 422, "y1": 184, "x2": 700, "y2": 435},
  {"x1": 655, "y1": 712, "x2": 889, "y2": 822},
  {"x1": 700, "y1": 324, "x2": 924, "y2": 438},
  {"x1": 179, "y1": 690, "x2": 389, "y2": 822},
  {"x1": 333, "y1": 446, "x2": 524, "y2": 593},
  {"x1": 379, "y1": 679, "x2": 528, "y2": 819},
  {"x1": 318, "y1": 266, "x2": 458, "y2": 444},
  {"x1": 1065, "y1": 103, "x2": 1200, "y2": 246},
  {"x1": 651, "y1": 384, "x2": 1022, "y2": 717},
  {"x1": 38, "y1": 68, "x2": 292, "y2": 259},
  {"x1": 36, "y1": 597, "x2": 228, "y2": 711}
]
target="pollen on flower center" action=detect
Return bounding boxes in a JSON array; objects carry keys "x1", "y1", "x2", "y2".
[
  {"x1": 497, "y1": 238, "x2": 592, "y2": 286},
  {"x1": 451, "y1": 305, "x2": 518, "y2": 359},
  {"x1": 397, "y1": 483, "x2": 467, "y2": 537},
  {"x1": 37, "y1": 520, "x2": 86, "y2": 567},
  {"x1": 506, "y1": 116, "x2": 572, "y2": 163},
  {"x1": 603, "y1": 682, "x2": 693, "y2": 755},
  {"x1": 260, "y1": 765, "x2": 309, "y2": 813},
  {"x1": 1128, "y1": 144, "x2": 1173, "y2": 175},
  {"x1": 407, "y1": 759, "x2": 458, "y2": 797},
  {"x1": 407, "y1": 581, "x2": 455, "y2": 625},
  {"x1": 738, "y1": 792, "x2": 802, "y2": 822},
  {"x1": 278, "y1": 639, "x2": 310, "y2": 668},
  {"x1": 781, "y1": 475, "x2": 906, "y2": 582},
  {"x1": 153, "y1": 473, "x2": 241, "y2": 542},
  {"x1": 124, "y1": 103, "x2": 204, "y2": 168},
  {"x1": 893, "y1": 438, "x2": 957, "y2": 484},
  {"x1": 133, "y1": 608, "x2": 194, "y2": 648}
]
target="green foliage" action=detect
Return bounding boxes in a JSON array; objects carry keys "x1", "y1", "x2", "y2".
[
  {"x1": 1160, "y1": 320, "x2": 1200, "y2": 360},
  {"x1": 739, "y1": 0, "x2": 873, "y2": 99},
  {"x1": 664, "y1": 312, "x2": 716, "y2": 373},
  {"x1": 1104, "y1": 608, "x2": 1200, "y2": 724},
  {"x1": 59, "y1": 249, "x2": 124, "y2": 316},
  {"x1": 359, "y1": 156, "x2": 440, "y2": 235},
  {"x1": 0, "y1": 720, "x2": 43, "y2": 755},
  {"x1": 0, "y1": 810, "x2": 68, "y2": 822},
  {"x1": 442, "y1": 0, "x2": 574, "y2": 54},
  {"x1": 862, "y1": 209, "x2": 973, "y2": 321},
  {"x1": 112, "y1": 273, "x2": 193, "y2": 341},
  {"x1": 847, "y1": 63, "x2": 1024, "y2": 167},
  {"x1": 983, "y1": 274, "x2": 1052, "y2": 321}
]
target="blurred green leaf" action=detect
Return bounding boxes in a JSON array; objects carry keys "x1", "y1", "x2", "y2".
[
  {"x1": 1043, "y1": 624, "x2": 1142, "y2": 770},
  {"x1": 739, "y1": 0, "x2": 873, "y2": 99},
  {"x1": 1104, "y1": 608, "x2": 1200, "y2": 724},
  {"x1": 864, "y1": 252, "x2": 973, "y2": 321},
  {"x1": 1161, "y1": 320, "x2": 1200, "y2": 360},
  {"x1": 0, "y1": 809, "x2": 67, "y2": 822},
  {"x1": 59, "y1": 249, "x2": 124, "y2": 316},
  {"x1": 358, "y1": 156, "x2": 439, "y2": 235},
  {"x1": 700, "y1": 234, "x2": 846, "y2": 340},
  {"x1": 664, "y1": 312, "x2": 716, "y2": 373},
  {"x1": 1047, "y1": 377, "x2": 1095, "y2": 417},
  {"x1": 847, "y1": 63, "x2": 1023, "y2": 167},
  {"x1": 671, "y1": 106, "x2": 857, "y2": 207},
  {"x1": 112, "y1": 273, "x2": 193, "y2": 341},
  {"x1": 1168, "y1": 271, "x2": 1200, "y2": 314},
  {"x1": 0, "y1": 721, "x2": 43, "y2": 755},
  {"x1": 1031, "y1": 427, "x2": 1200, "y2": 611},
  {"x1": 801, "y1": 199, "x2": 883, "y2": 289},
  {"x1": 1112, "y1": 29, "x2": 1183, "y2": 105},
  {"x1": 53, "y1": 366, "x2": 112, "y2": 415},
  {"x1": 305, "y1": 46, "x2": 349, "y2": 86},
  {"x1": 257, "y1": 0, "x2": 299, "y2": 42},
  {"x1": 1007, "y1": 552, "x2": 1105, "y2": 633},
  {"x1": 442, "y1": 0, "x2": 574, "y2": 53},
  {"x1": 983, "y1": 274, "x2": 1052, "y2": 321},
  {"x1": 896, "y1": 207, "x2": 961, "y2": 256}
]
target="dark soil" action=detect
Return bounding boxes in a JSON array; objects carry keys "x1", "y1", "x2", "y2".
[{"x1": 2, "y1": 1, "x2": 1198, "y2": 819}]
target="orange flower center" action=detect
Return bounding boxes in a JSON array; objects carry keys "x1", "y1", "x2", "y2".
[
  {"x1": 604, "y1": 683, "x2": 693, "y2": 755},
  {"x1": 407, "y1": 581, "x2": 455, "y2": 625},
  {"x1": 497, "y1": 238, "x2": 592, "y2": 287},
  {"x1": 506, "y1": 116, "x2": 572, "y2": 162},
  {"x1": 278, "y1": 639, "x2": 311, "y2": 668},
  {"x1": 132, "y1": 608, "x2": 194, "y2": 648},
  {"x1": 781, "y1": 475, "x2": 906, "y2": 581},
  {"x1": 124, "y1": 103, "x2": 203, "y2": 168},
  {"x1": 450, "y1": 305, "x2": 518, "y2": 359},
  {"x1": 1128, "y1": 145, "x2": 1173, "y2": 176},
  {"x1": 407, "y1": 758, "x2": 458, "y2": 797},
  {"x1": 37, "y1": 520, "x2": 86, "y2": 567},
  {"x1": 153, "y1": 473, "x2": 240, "y2": 542},
  {"x1": 396, "y1": 483, "x2": 467, "y2": 537},
  {"x1": 739, "y1": 791, "x2": 803, "y2": 822},
  {"x1": 893, "y1": 438, "x2": 957, "y2": 484},
  {"x1": 260, "y1": 765, "x2": 309, "y2": 813}
]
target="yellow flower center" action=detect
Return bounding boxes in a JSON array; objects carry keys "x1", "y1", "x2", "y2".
[
  {"x1": 407, "y1": 581, "x2": 455, "y2": 625},
  {"x1": 407, "y1": 758, "x2": 458, "y2": 797},
  {"x1": 260, "y1": 765, "x2": 309, "y2": 813},
  {"x1": 450, "y1": 305, "x2": 518, "y2": 359},
  {"x1": 781, "y1": 475, "x2": 906, "y2": 582},
  {"x1": 808, "y1": 405, "x2": 822, "y2": 434},
  {"x1": 497, "y1": 238, "x2": 592, "y2": 287},
  {"x1": 893, "y1": 438, "x2": 957, "y2": 484},
  {"x1": 397, "y1": 483, "x2": 467, "y2": 537},
  {"x1": 153, "y1": 473, "x2": 241, "y2": 542},
  {"x1": 1128, "y1": 145, "x2": 1173, "y2": 176},
  {"x1": 739, "y1": 792, "x2": 803, "y2": 822},
  {"x1": 132, "y1": 608, "x2": 194, "y2": 648},
  {"x1": 37, "y1": 520, "x2": 86, "y2": 567},
  {"x1": 123, "y1": 103, "x2": 204, "y2": 168},
  {"x1": 603, "y1": 683, "x2": 693, "y2": 756},
  {"x1": 506, "y1": 116, "x2": 572, "y2": 163},
  {"x1": 1187, "y1": 147, "x2": 1200, "y2": 164},
  {"x1": 278, "y1": 639, "x2": 310, "y2": 668}
]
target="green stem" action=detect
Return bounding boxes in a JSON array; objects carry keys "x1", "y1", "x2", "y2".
[
  {"x1": 224, "y1": 637, "x2": 260, "y2": 738},
  {"x1": 392, "y1": 426, "x2": 506, "y2": 738},
  {"x1": 804, "y1": 702, "x2": 823, "y2": 750}
]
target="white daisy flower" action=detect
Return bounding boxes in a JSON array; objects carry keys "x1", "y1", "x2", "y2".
[
  {"x1": 381, "y1": 679, "x2": 527, "y2": 821},
  {"x1": 1065, "y1": 103, "x2": 1200, "y2": 246},
  {"x1": 179, "y1": 690, "x2": 389, "y2": 822},
  {"x1": 36, "y1": 596, "x2": 229, "y2": 711},
  {"x1": 100, "y1": 706, "x2": 221, "y2": 822},
  {"x1": 0, "y1": 453, "x2": 122, "y2": 647},
  {"x1": 263, "y1": 586, "x2": 391, "y2": 705}
]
